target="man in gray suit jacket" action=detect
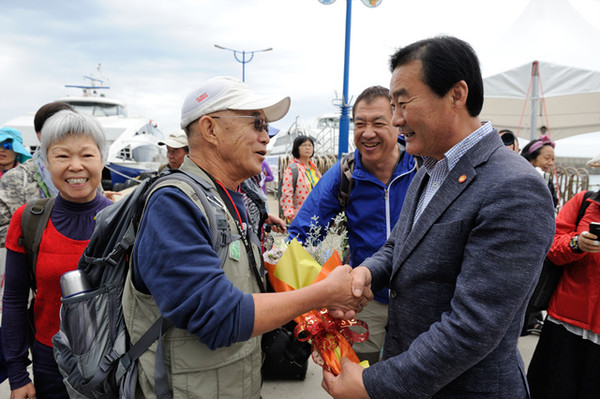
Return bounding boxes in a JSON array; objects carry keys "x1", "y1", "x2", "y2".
[{"x1": 322, "y1": 36, "x2": 556, "y2": 398}]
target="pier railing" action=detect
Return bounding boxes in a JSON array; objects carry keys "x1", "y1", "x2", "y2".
[
  {"x1": 555, "y1": 165, "x2": 590, "y2": 210},
  {"x1": 269, "y1": 157, "x2": 596, "y2": 214}
]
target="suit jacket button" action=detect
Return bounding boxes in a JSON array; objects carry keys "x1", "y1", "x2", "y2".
[{"x1": 390, "y1": 289, "x2": 397, "y2": 299}]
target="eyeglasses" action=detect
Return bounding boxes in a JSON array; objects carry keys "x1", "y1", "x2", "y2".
[
  {"x1": 211, "y1": 115, "x2": 269, "y2": 133},
  {"x1": 0, "y1": 140, "x2": 13, "y2": 151}
]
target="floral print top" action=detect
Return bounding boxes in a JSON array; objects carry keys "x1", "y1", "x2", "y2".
[{"x1": 280, "y1": 158, "x2": 321, "y2": 222}]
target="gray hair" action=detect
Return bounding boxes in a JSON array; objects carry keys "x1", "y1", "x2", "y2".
[{"x1": 40, "y1": 110, "x2": 107, "y2": 162}]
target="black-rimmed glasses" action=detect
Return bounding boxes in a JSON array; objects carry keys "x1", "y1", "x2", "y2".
[
  {"x1": 211, "y1": 115, "x2": 269, "y2": 133},
  {"x1": 1, "y1": 140, "x2": 13, "y2": 151}
]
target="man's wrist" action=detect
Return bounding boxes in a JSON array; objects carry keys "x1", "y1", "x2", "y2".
[{"x1": 570, "y1": 235, "x2": 583, "y2": 253}]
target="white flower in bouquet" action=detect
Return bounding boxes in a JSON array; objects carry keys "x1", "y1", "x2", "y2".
[
  {"x1": 263, "y1": 238, "x2": 288, "y2": 264},
  {"x1": 303, "y1": 213, "x2": 348, "y2": 265}
]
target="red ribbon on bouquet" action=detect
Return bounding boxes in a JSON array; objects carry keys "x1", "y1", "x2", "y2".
[
  {"x1": 294, "y1": 309, "x2": 369, "y2": 375},
  {"x1": 264, "y1": 241, "x2": 370, "y2": 375}
]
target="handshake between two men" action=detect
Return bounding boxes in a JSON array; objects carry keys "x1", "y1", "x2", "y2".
[
  {"x1": 251, "y1": 263, "x2": 374, "y2": 399},
  {"x1": 325, "y1": 265, "x2": 374, "y2": 320}
]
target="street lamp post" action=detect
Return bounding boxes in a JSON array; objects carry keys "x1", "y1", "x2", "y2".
[
  {"x1": 318, "y1": 0, "x2": 381, "y2": 159},
  {"x1": 339, "y1": 0, "x2": 352, "y2": 160},
  {"x1": 214, "y1": 44, "x2": 273, "y2": 82}
]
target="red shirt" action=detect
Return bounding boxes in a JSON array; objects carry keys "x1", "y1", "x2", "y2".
[{"x1": 6, "y1": 205, "x2": 89, "y2": 346}]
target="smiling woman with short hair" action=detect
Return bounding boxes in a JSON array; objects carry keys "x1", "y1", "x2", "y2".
[{"x1": 1, "y1": 110, "x2": 112, "y2": 399}]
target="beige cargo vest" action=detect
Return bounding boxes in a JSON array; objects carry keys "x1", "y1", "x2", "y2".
[{"x1": 122, "y1": 159, "x2": 264, "y2": 399}]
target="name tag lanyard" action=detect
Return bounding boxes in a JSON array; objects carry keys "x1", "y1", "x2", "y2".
[{"x1": 211, "y1": 178, "x2": 267, "y2": 294}]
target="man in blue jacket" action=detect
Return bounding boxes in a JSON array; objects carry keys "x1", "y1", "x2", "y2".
[{"x1": 288, "y1": 85, "x2": 417, "y2": 363}]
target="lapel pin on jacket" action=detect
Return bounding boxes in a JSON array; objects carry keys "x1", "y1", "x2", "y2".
[{"x1": 458, "y1": 175, "x2": 467, "y2": 183}]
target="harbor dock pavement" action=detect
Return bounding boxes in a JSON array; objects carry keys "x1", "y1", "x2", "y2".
[
  {"x1": 261, "y1": 334, "x2": 540, "y2": 399},
  {"x1": 0, "y1": 335, "x2": 540, "y2": 398}
]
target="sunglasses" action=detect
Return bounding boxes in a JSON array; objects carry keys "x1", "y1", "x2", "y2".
[
  {"x1": 211, "y1": 115, "x2": 269, "y2": 133},
  {"x1": 1, "y1": 140, "x2": 13, "y2": 151}
]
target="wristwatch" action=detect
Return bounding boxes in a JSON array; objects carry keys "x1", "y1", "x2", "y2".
[{"x1": 570, "y1": 235, "x2": 583, "y2": 253}]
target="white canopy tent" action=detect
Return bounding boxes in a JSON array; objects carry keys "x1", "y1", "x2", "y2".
[
  {"x1": 480, "y1": 61, "x2": 600, "y2": 141},
  {"x1": 478, "y1": 0, "x2": 600, "y2": 143}
]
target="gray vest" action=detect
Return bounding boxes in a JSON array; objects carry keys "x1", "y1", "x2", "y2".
[{"x1": 122, "y1": 158, "x2": 264, "y2": 399}]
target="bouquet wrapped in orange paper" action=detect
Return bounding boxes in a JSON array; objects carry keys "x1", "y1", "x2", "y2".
[{"x1": 264, "y1": 238, "x2": 369, "y2": 375}]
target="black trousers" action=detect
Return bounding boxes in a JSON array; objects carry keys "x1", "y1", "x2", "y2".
[
  {"x1": 32, "y1": 340, "x2": 69, "y2": 399},
  {"x1": 527, "y1": 318, "x2": 600, "y2": 399}
]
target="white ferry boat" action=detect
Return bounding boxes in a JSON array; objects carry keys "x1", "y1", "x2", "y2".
[{"x1": 1, "y1": 67, "x2": 167, "y2": 188}]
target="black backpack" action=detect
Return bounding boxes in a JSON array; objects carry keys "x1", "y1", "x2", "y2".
[
  {"x1": 528, "y1": 190, "x2": 595, "y2": 312},
  {"x1": 337, "y1": 153, "x2": 355, "y2": 212},
  {"x1": 43, "y1": 169, "x2": 230, "y2": 399},
  {"x1": 19, "y1": 197, "x2": 57, "y2": 293},
  {"x1": 16, "y1": 197, "x2": 57, "y2": 350}
]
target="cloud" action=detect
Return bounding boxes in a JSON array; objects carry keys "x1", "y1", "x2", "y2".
[{"x1": 1, "y1": 0, "x2": 599, "y2": 151}]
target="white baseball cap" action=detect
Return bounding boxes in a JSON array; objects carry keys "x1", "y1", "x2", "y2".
[
  {"x1": 158, "y1": 129, "x2": 188, "y2": 148},
  {"x1": 180, "y1": 76, "x2": 291, "y2": 129}
]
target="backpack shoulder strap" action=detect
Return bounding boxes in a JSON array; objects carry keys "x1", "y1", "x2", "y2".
[
  {"x1": 575, "y1": 190, "x2": 595, "y2": 228},
  {"x1": 18, "y1": 197, "x2": 56, "y2": 292},
  {"x1": 337, "y1": 153, "x2": 355, "y2": 211},
  {"x1": 290, "y1": 162, "x2": 299, "y2": 193},
  {"x1": 145, "y1": 171, "x2": 230, "y2": 264}
]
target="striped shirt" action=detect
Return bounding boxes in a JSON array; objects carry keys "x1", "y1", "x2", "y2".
[{"x1": 413, "y1": 122, "x2": 494, "y2": 224}]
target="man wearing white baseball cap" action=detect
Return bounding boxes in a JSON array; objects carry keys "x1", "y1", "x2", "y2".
[
  {"x1": 124, "y1": 76, "x2": 369, "y2": 398},
  {"x1": 157, "y1": 129, "x2": 189, "y2": 171}
]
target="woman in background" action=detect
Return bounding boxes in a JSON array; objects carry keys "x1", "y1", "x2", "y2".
[
  {"x1": 279, "y1": 136, "x2": 321, "y2": 223},
  {"x1": 0, "y1": 127, "x2": 32, "y2": 178},
  {"x1": 520, "y1": 134, "x2": 557, "y2": 336},
  {"x1": 1, "y1": 110, "x2": 112, "y2": 399},
  {"x1": 0, "y1": 102, "x2": 74, "y2": 248},
  {"x1": 527, "y1": 189, "x2": 600, "y2": 398},
  {"x1": 521, "y1": 134, "x2": 558, "y2": 208}
]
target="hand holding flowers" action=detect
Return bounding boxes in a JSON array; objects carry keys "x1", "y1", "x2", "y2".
[{"x1": 263, "y1": 213, "x2": 372, "y2": 375}]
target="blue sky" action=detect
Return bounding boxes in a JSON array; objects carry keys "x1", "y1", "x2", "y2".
[{"x1": 1, "y1": 0, "x2": 599, "y2": 156}]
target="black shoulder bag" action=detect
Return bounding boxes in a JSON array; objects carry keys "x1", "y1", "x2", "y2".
[{"x1": 528, "y1": 190, "x2": 594, "y2": 312}]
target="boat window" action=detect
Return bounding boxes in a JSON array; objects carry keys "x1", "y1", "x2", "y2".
[
  {"x1": 132, "y1": 145, "x2": 165, "y2": 163},
  {"x1": 116, "y1": 146, "x2": 133, "y2": 161},
  {"x1": 135, "y1": 122, "x2": 165, "y2": 139},
  {"x1": 116, "y1": 144, "x2": 165, "y2": 163},
  {"x1": 67, "y1": 102, "x2": 127, "y2": 117}
]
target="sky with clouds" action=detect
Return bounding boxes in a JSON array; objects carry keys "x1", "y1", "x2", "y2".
[{"x1": 1, "y1": 0, "x2": 599, "y2": 156}]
